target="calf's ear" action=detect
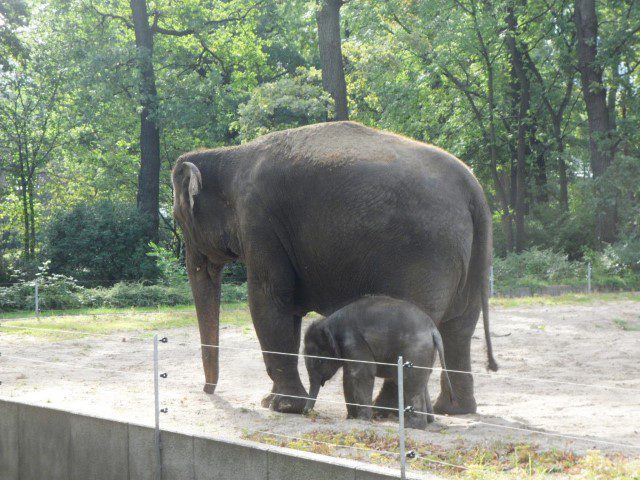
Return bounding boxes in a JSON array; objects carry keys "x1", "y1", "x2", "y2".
[
  {"x1": 173, "y1": 161, "x2": 202, "y2": 215},
  {"x1": 323, "y1": 326, "x2": 341, "y2": 358}
]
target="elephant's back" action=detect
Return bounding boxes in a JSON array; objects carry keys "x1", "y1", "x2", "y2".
[{"x1": 244, "y1": 122, "x2": 484, "y2": 322}]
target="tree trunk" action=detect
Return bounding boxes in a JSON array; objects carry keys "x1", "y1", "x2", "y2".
[
  {"x1": 18, "y1": 157, "x2": 30, "y2": 259},
  {"x1": 316, "y1": 0, "x2": 349, "y2": 121},
  {"x1": 574, "y1": 0, "x2": 617, "y2": 243},
  {"x1": 486, "y1": 65, "x2": 513, "y2": 253},
  {"x1": 530, "y1": 125, "x2": 548, "y2": 203},
  {"x1": 506, "y1": 7, "x2": 530, "y2": 252},
  {"x1": 553, "y1": 120, "x2": 569, "y2": 211},
  {"x1": 27, "y1": 176, "x2": 36, "y2": 257},
  {"x1": 130, "y1": 0, "x2": 161, "y2": 242}
]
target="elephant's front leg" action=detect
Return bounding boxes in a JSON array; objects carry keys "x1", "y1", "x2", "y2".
[
  {"x1": 248, "y1": 278, "x2": 307, "y2": 414},
  {"x1": 434, "y1": 304, "x2": 480, "y2": 415},
  {"x1": 343, "y1": 365, "x2": 375, "y2": 421}
]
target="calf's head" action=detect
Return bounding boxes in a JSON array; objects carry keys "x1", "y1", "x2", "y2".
[{"x1": 303, "y1": 319, "x2": 342, "y2": 412}]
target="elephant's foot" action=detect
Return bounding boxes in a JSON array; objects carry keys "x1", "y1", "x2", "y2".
[
  {"x1": 203, "y1": 383, "x2": 216, "y2": 395},
  {"x1": 347, "y1": 408, "x2": 372, "y2": 421},
  {"x1": 433, "y1": 393, "x2": 476, "y2": 415},
  {"x1": 266, "y1": 382, "x2": 308, "y2": 414},
  {"x1": 261, "y1": 393, "x2": 275, "y2": 408},
  {"x1": 406, "y1": 414, "x2": 429, "y2": 430}
]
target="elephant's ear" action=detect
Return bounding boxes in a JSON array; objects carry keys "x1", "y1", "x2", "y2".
[
  {"x1": 323, "y1": 326, "x2": 341, "y2": 358},
  {"x1": 173, "y1": 161, "x2": 202, "y2": 215}
]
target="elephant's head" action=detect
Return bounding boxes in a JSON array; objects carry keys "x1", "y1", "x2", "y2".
[
  {"x1": 303, "y1": 319, "x2": 342, "y2": 413},
  {"x1": 172, "y1": 156, "x2": 241, "y2": 265}
]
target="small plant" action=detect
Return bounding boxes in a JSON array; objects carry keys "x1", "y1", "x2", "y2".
[{"x1": 146, "y1": 242, "x2": 187, "y2": 286}]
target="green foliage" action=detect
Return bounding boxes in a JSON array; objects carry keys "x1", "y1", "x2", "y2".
[
  {"x1": 223, "y1": 261, "x2": 247, "y2": 284},
  {"x1": 235, "y1": 67, "x2": 332, "y2": 141},
  {"x1": 221, "y1": 282, "x2": 248, "y2": 302},
  {"x1": 0, "y1": 261, "x2": 87, "y2": 311},
  {"x1": 493, "y1": 247, "x2": 640, "y2": 293},
  {"x1": 493, "y1": 248, "x2": 582, "y2": 290},
  {"x1": 88, "y1": 282, "x2": 192, "y2": 308},
  {"x1": 146, "y1": 242, "x2": 187, "y2": 286},
  {"x1": 44, "y1": 201, "x2": 158, "y2": 285}
]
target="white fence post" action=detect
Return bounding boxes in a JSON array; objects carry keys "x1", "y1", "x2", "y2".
[
  {"x1": 587, "y1": 262, "x2": 592, "y2": 294},
  {"x1": 154, "y1": 334, "x2": 162, "y2": 480},
  {"x1": 397, "y1": 356, "x2": 406, "y2": 480}
]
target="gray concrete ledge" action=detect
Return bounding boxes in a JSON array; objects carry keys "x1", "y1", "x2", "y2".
[{"x1": 0, "y1": 399, "x2": 436, "y2": 480}]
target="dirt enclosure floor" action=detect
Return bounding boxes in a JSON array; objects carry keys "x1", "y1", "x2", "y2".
[{"x1": 1, "y1": 301, "x2": 639, "y2": 468}]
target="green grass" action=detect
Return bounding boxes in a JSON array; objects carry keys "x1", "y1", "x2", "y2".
[
  {"x1": 613, "y1": 318, "x2": 640, "y2": 332},
  {"x1": 2, "y1": 292, "x2": 638, "y2": 339},
  {"x1": 489, "y1": 291, "x2": 640, "y2": 308},
  {"x1": 0, "y1": 302, "x2": 252, "y2": 339},
  {"x1": 244, "y1": 429, "x2": 640, "y2": 479}
]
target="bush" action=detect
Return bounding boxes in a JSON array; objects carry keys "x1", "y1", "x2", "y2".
[
  {"x1": 87, "y1": 282, "x2": 192, "y2": 308},
  {"x1": 0, "y1": 261, "x2": 87, "y2": 312},
  {"x1": 44, "y1": 200, "x2": 158, "y2": 286},
  {"x1": 493, "y1": 247, "x2": 582, "y2": 290},
  {"x1": 146, "y1": 242, "x2": 187, "y2": 286},
  {"x1": 221, "y1": 282, "x2": 247, "y2": 302}
]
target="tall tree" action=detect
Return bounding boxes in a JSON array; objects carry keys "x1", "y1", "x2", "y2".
[
  {"x1": 505, "y1": 4, "x2": 531, "y2": 252},
  {"x1": 316, "y1": 0, "x2": 349, "y2": 120},
  {"x1": 574, "y1": 0, "x2": 617, "y2": 243},
  {"x1": 130, "y1": 0, "x2": 161, "y2": 242}
]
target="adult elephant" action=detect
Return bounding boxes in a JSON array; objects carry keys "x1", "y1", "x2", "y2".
[{"x1": 172, "y1": 121, "x2": 497, "y2": 415}]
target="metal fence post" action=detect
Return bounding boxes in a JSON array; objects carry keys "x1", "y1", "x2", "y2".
[
  {"x1": 34, "y1": 280, "x2": 39, "y2": 318},
  {"x1": 587, "y1": 262, "x2": 592, "y2": 294},
  {"x1": 153, "y1": 334, "x2": 162, "y2": 480},
  {"x1": 397, "y1": 356, "x2": 406, "y2": 480},
  {"x1": 490, "y1": 265, "x2": 495, "y2": 297}
]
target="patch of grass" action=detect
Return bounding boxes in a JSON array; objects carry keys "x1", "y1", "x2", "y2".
[
  {"x1": 244, "y1": 429, "x2": 640, "y2": 478},
  {"x1": 490, "y1": 291, "x2": 640, "y2": 308},
  {"x1": 613, "y1": 318, "x2": 640, "y2": 332},
  {"x1": 0, "y1": 302, "x2": 251, "y2": 339}
]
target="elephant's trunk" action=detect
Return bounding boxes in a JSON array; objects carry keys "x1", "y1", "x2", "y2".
[
  {"x1": 304, "y1": 380, "x2": 322, "y2": 413},
  {"x1": 188, "y1": 258, "x2": 223, "y2": 395}
]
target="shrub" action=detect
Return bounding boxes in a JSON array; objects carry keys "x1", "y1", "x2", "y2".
[
  {"x1": 88, "y1": 282, "x2": 192, "y2": 308},
  {"x1": 44, "y1": 200, "x2": 158, "y2": 286},
  {"x1": 493, "y1": 247, "x2": 582, "y2": 290},
  {"x1": 146, "y1": 242, "x2": 187, "y2": 286},
  {"x1": 0, "y1": 261, "x2": 87, "y2": 312},
  {"x1": 221, "y1": 282, "x2": 248, "y2": 302}
]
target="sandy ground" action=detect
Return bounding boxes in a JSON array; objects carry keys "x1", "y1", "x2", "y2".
[{"x1": 1, "y1": 301, "x2": 639, "y2": 464}]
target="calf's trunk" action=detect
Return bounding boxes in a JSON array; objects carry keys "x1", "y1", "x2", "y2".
[{"x1": 304, "y1": 380, "x2": 322, "y2": 413}]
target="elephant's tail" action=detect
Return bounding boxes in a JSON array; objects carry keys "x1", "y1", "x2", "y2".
[
  {"x1": 482, "y1": 279, "x2": 499, "y2": 372},
  {"x1": 471, "y1": 187, "x2": 499, "y2": 372},
  {"x1": 432, "y1": 330, "x2": 457, "y2": 405}
]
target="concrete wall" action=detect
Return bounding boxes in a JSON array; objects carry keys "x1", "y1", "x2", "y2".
[{"x1": 0, "y1": 400, "x2": 434, "y2": 480}]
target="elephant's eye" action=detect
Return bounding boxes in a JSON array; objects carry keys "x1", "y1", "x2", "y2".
[{"x1": 320, "y1": 380, "x2": 325, "y2": 387}]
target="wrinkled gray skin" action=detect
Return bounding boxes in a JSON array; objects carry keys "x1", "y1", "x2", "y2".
[
  {"x1": 172, "y1": 121, "x2": 498, "y2": 415},
  {"x1": 303, "y1": 296, "x2": 457, "y2": 429}
]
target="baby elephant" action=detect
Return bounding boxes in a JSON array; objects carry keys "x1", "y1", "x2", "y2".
[{"x1": 303, "y1": 295, "x2": 455, "y2": 429}]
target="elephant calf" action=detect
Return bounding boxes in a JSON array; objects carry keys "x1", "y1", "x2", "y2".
[{"x1": 303, "y1": 295, "x2": 455, "y2": 429}]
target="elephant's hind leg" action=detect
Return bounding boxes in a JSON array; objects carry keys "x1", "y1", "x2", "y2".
[
  {"x1": 433, "y1": 302, "x2": 480, "y2": 415},
  {"x1": 372, "y1": 380, "x2": 398, "y2": 419}
]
